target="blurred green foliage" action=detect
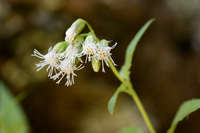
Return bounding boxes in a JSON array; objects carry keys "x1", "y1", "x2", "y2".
[
  {"x1": 0, "y1": 82, "x2": 29, "y2": 133},
  {"x1": 168, "y1": 99, "x2": 200, "y2": 133},
  {"x1": 118, "y1": 126, "x2": 143, "y2": 133},
  {"x1": 108, "y1": 19, "x2": 155, "y2": 115},
  {"x1": 119, "y1": 19, "x2": 155, "y2": 80}
]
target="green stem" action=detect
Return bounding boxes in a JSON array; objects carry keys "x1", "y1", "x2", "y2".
[
  {"x1": 108, "y1": 58, "x2": 157, "y2": 133},
  {"x1": 127, "y1": 83, "x2": 156, "y2": 133},
  {"x1": 85, "y1": 22, "x2": 96, "y2": 36},
  {"x1": 83, "y1": 20, "x2": 100, "y2": 42},
  {"x1": 83, "y1": 19, "x2": 156, "y2": 133},
  {"x1": 108, "y1": 58, "x2": 125, "y2": 83},
  {"x1": 79, "y1": 33, "x2": 89, "y2": 37}
]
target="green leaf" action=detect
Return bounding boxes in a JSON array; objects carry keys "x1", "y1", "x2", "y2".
[
  {"x1": 120, "y1": 19, "x2": 155, "y2": 79},
  {"x1": 0, "y1": 82, "x2": 29, "y2": 133},
  {"x1": 118, "y1": 126, "x2": 143, "y2": 133},
  {"x1": 108, "y1": 84, "x2": 126, "y2": 115},
  {"x1": 167, "y1": 99, "x2": 200, "y2": 133}
]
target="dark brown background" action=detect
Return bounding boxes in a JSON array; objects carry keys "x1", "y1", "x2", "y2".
[{"x1": 1, "y1": 0, "x2": 200, "y2": 133}]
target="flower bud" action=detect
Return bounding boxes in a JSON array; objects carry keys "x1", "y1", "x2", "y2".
[
  {"x1": 53, "y1": 41, "x2": 69, "y2": 53},
  {"x1": 92, "y1": 57, "x2": 101, "y2": 72},
  {"x1": 99, "y1": 39, "x2": 110, "y2": 46},
  {"x1": 65, "y1": 18, "x2": 86, "y2": 43},
  {"x1": 73, "y1": 35, "x2": 84, "y2": 47},
  {"x1": 84, "y1": 33, "x2": 96, "y2": 44}
]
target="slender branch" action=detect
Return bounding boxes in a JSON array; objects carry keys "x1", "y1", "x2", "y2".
[
  {"x1": 82, "y1": 20, "x2": 100, "y2": 42},
  {"x1": 79, "y1": 33, "x2": 89, "y2": 37},
  {"x1": 126, "y1": 82, "x2": 157, "y2": 133},
  {"x1": 82, "y1": 19, "x2": 157, "y2": 133},
  {"x1": 108, "y1": 58, "x2": 157, "y2": 133},
  {"x1": 85, "y1": 22, "x2": 96, "y2": 36},
  {"x1": 108, "y1": 58, "x2": 125, "y2": 83}
]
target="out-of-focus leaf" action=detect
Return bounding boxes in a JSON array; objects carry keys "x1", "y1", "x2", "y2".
[
  {"x1": 0, "y1": 82, "x2": 29, "y2": 133},
  {"x1": 118, "y1": 126, "x2": 143, "y2": 133},
  {"x1": 108, "y1": 84, "x2": 126, "y2": 115},
  {"x1": 120, "y1": 19, "x2": 155, "y2": 79},
  {"x1": 167, "y1": 99, "x2": 200, "y2": 133}
]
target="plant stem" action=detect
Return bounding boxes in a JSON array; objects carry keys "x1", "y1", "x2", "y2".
[
  {"x1": 79, "y1": 33, "x2": 89, "y2": 37},
  {"x1": 85, "y1": 22, "x2": 96, "y2": 37},
  {"x1": 127, "y1": 82, "x2": 156, "y2": 133},
  {"x1": 84, "y1": 19, "x2": 157, "y2": 133},
  {"x1": 108, "y1": 59, "x2": 125, "y2": 83},
  {"x1": 108, "y1": 58, "x2": 157, "y2": 133}
]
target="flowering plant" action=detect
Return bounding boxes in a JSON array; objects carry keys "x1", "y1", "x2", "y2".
[
  {"x1": 30, "y1": 18, "x2": 200, "y2": 133},
  {"x1": 32, "y1": 19, "x2": 117, "y2": 86}
]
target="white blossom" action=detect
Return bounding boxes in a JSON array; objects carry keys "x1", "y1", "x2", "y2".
[
  {"x1": 51, "y1": 59, "x2": 83, "y2": 86},
  {"x1": 96, "y1": 43, "x2": 117, "y2": 72},
  {"x1": 81, "y1": 41, "x2": 97, "y2": 62},
  {"x1": 32, "y1": 47, "x2": 60, "y2": 77},
  {"x1": 62, "y1": 44, "x2": 81, "y2": 63},
  {"x1": 50, "y1": 44, "x2": 84, "y2": 86}
]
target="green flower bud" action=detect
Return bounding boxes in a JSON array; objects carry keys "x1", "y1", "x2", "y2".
[
  {"x1": 53, "y1": 41, "x2": 69, "y2": 53},
  {"x1": 99, "y1": 39, "x2": 110, "y2": 46},
  {"x1": 92, "y1": 57, "x2": 101, "y2": 72},
  {"x1": 73, "y1": 35, "x2": 85, "y2": 48},
  {"x1": 65, "y1": 18, "x2": 86, "y2": 43},
  {"x1": 84, "y1": 33, "x2": 97, "y2": 44}
]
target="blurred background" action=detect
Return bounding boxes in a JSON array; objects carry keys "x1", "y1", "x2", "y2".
[{"x1": 0, "y1": 0, "x2": 200, "y2": 133}]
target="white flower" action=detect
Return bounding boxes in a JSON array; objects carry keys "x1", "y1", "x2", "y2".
[
  {"x1": 50, "y1": 44, "x2": 84, "y2": 86},
  {"x1": 51, "y1": 59, "x2": 83, "y2": 86},
  {"x1": 96, "y1": 43, "x2": 117, "y2": 72},
  {"x1": 62, "y1": 44, "x2": 81, "y2": 63},
  {"x1": 32, "y1": 47, "x2": 60, "y2": 77},
  {"x1": 81, "y1": 42, "x2": 97, "y2": 62}
]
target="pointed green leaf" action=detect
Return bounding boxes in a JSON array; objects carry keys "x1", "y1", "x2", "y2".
[
  {"x1": 108, "y1": 84, "x2": 126, "y2": 115},
  {"x1": 120, "y1": 19, "x2": 155, "y2": 79},
  {"x1": 118, "y1": 126, "x2": 143, "y2": 133},
  {"x1": 0, "y1": 82, "x2": 29, "y2": 133},
  {"x1": 167, "y1": 99, "x2": 200, "y2": 133}
]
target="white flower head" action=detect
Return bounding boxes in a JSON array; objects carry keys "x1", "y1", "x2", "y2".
[
  {"x1": 80, "y1": 34, "x2": 97, "y2": 62},
  {"x1": 62, "y1": 44, "x2": 81, "y2": 63},
  {"x1": 50, "y1": 44, "x2": 84, "y2": 86},
  {"x1": 51, "y1": 59, "x2": 83, "y2": 86},
  {"x1": 96, "y1": 42, "x2": 117, "y2": 72},
  {"x1": 81, "y1": 41, "x2": 97, "y2": 62},
  {"x1": 32, "y1": 47, "x2": 60, "y2": 77}
]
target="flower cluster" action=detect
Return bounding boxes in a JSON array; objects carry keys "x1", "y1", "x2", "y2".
[{"x1": 32, "y1": 19, "x2": 117, "y2": 86}]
